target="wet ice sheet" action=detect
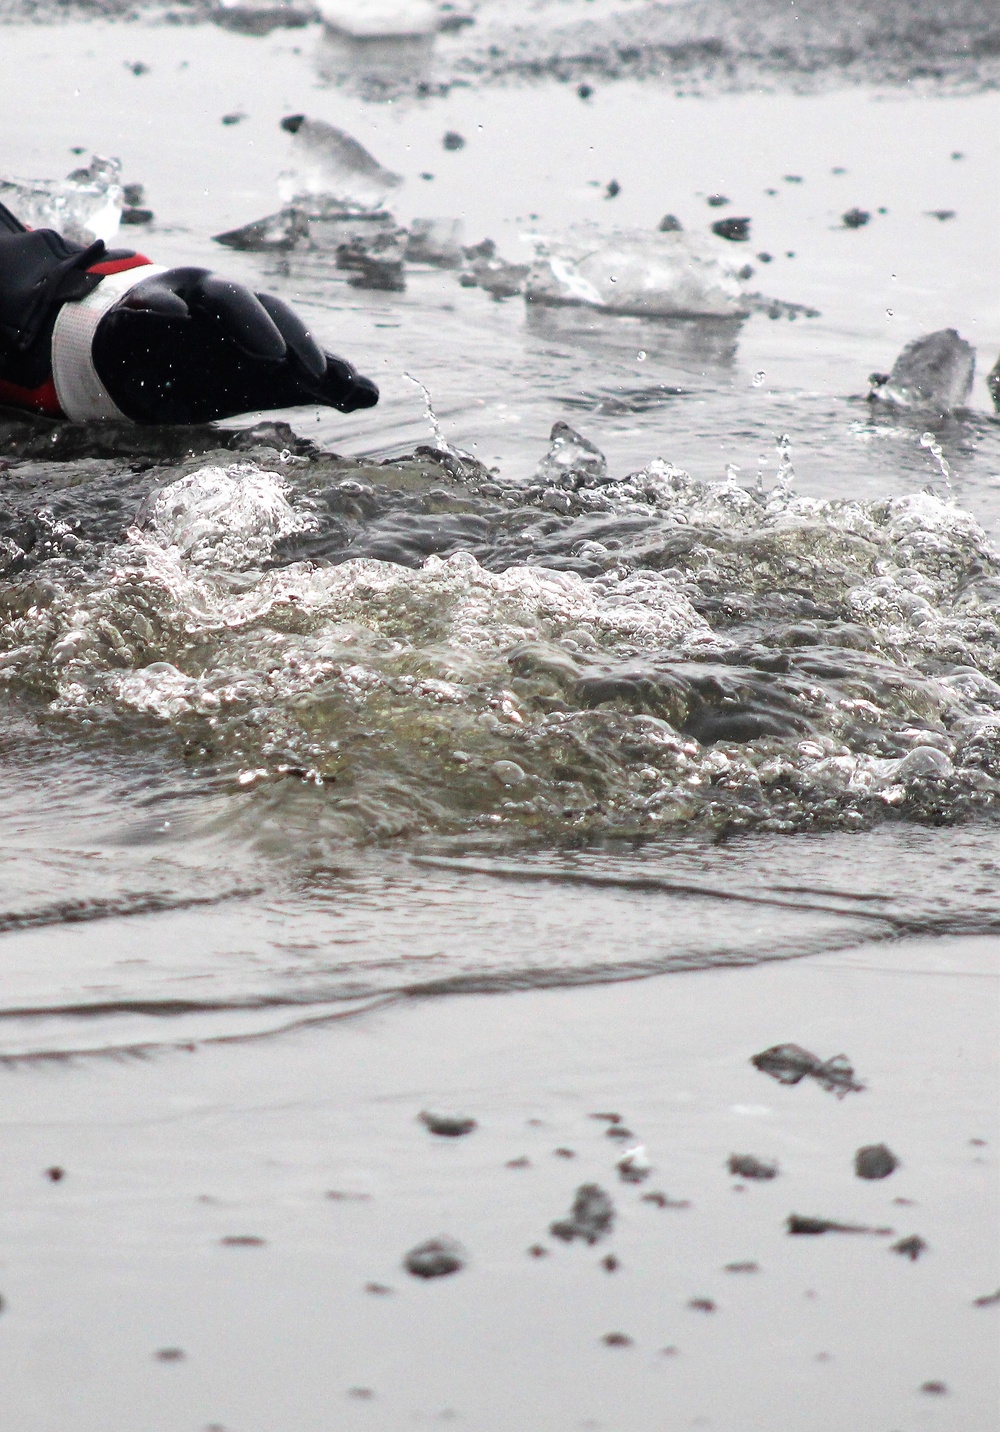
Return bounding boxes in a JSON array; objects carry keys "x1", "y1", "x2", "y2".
[{"x1": 0, "y1": 933, "x2": 995, "y2": 1431}]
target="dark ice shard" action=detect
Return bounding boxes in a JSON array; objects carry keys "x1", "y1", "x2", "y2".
[
  {"x1": 405, "y1": 217, "x2": 463, "y2": 267},
  {"x1": 712, "y1": 216, "x2": 751, "y2": 242},
  {"x1": 550, "y1": 1183, "x2": 615, "y2": 1244},
  {"x1": 418, "y1": 1110, "x2": 477, "y2": 1137},
  {"x1": 404, "y1": 1237, "x2": 466, "y2": 1278},
  {"x1": 458, "y1": 238, "x2": 529, "y2": 298},
  {"x1": 727, "y1": 1154, "x2": 779, "y2": 1180},
  {"x1": 214, "y1": 207, "x2": 310, "y2": 252},
  {"x1": 868, "y1": 329, "x2": 975, "y2": 414},
  {"x1": 855, "y1": 1143, "x2": 899, "y2": 1179},
  {"x1": 213, "y1": 1, "x2": 314, "y2": 36},
  {"x1": 751, "y1": 1043, "x2": 865, "y2": 1096},
  {"x1": 787, "y1": 1215, "x2": 893, "y2": 1236},
  {"x1": 335, "y1": 226, "x2": 407, "y2": 291},
  {"x1": 892, "y1": 1235, "x2": 928, "y2": 1261}
]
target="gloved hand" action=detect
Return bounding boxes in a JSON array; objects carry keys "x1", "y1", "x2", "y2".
[{"x1": 91, "y1": 267, "x2": 379, "y2": 425}]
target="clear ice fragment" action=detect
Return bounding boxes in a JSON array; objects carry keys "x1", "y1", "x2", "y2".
[
  {"x1": 0, "y1": 154, "x2": 123, "y2": 244},
  {"x1": 278, "y1": 115, "x2": 403, "y2": 213},
  {"x1": 525, "y1": 227, "x2": 749, "y2": 318},
  {"x1": 535, "y1": 421, "x2": 608, "y2": 488},
  {"x1": 318, "y1": 0, "x2": 436, "y2": 38},
  {"x1": 405, "y1": 217, "x2": 464, "y2": 267},
  {"x1": 868, "y1": 329, "x2": 975, "y2": 414},
  {"x1": 213, "y1": 207, "x2": 310, "y2": 252}
]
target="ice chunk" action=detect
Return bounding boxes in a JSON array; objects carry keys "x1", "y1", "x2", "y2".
[
  {"x1": 535, "y1": 421, "x2": 608, "y2": 488},
  {"x1": 318, "y1": 0, "x2": 436, "y2": 38},
  {"x1": 315, "y1": 0, "x2": 436, "y2": 92},
  {"x1": 868, "y1": 329, "x2": 976, "y2": 415},
  {"x1": 405, "y1": 217, "x2": 464, "y2": 267},
  {"x1": 212, "y1": 0, "x2": 314, "y2": 35},
  {"x1": 550, "y1": 1184, "x2": 615, "y2": 1244},
  {"x1": 525, "y1": 227, "x2": 749, "y2": 318},
  {"x1": 213, "y1": 207, "x2": 310, "y2": 252},
  {"x1": 0, "y1": 154, "x2": 123, "y2": 245},
  {"x1": 278, "y1": 114, "x2": 403, "y2": 213},
  {"x1": 335, "y1": 225, "x2": 407, "y2": 291},
  {"x1": 459, "y1": 237, "x2": 530, "y2": 299}
]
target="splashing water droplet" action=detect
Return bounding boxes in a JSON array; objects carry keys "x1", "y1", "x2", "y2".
[
  {"x1": 403, "y1": 371, "x2": 448, "y2": 450},
  {"x1": 886, "y1": 308, "x2": 894, "y2": 317},
  {"x1": 920, "y1": 431, "x2": 954, "y2": 498},
  {"x1": 773, "y1": 433, "x2": 795, "y2": 493},
  {"x1": 752, "y1": 371, "x2": 765, "y2": 387},
  {"x1": 636, "y1": 350, "x2": 646, "y2": 362},
  {"x1": 725, "y1": 462, "x2": 741, "y2": 482}
]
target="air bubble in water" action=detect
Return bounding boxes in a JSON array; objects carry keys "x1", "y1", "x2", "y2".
[
  {"x1": 752, "y1": 371, "x2": 765, "y2": 387},
  {"x1": 886, "y1": 308, "x2": 894, "y2": 317}
]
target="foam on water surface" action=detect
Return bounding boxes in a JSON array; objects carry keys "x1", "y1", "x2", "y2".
[{"x1": 3, "y1": 445, "x2": 1000, "y2": 853}]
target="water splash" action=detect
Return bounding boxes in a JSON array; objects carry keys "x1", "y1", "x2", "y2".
[
  {"x1": 404, "y1": 371, "x2": 452, "y2": 452},
  {"x1": 920, "y1": 431, "x2": 954, "y2": 499}
]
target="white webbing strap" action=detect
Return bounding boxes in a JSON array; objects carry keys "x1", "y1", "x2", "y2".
[{"x1": 51, "y1": 264, "x2": 166, "y2": 422}]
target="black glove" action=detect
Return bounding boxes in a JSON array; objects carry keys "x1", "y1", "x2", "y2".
[{"x1": 92, "y1": 267, "x2": 379, "y2": 425}]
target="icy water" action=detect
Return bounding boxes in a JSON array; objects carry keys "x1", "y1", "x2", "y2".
[{"x1": 1, "y1": 12, "x2": 1000, "y2": 1061}]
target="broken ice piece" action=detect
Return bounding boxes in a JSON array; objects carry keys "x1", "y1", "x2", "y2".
[
  {"x1": 868, "y1": 329, "x2": 975, "y2": 415},
  {"x1": 750, "y1": 1043, "x2": 865, "y2": 1096},
  {"x1": 404, "y1": 1237, "x2": 465, "y2": 1278},
  {"x1": 458, "y1": 239, "x2": 530, "y2": 298},
  {"x1": 534, "y1": 421, "x2": 608, "y2": 488},
  {"x1": 278, "y1": 114, "x2": 403, "y2": 213},
  {"x1": 526, "y1": 226, "x2": 749, "y2": 318},
  {"x1": 319, "y1": 0, "x2": 437, "y2": 40},
  {"x1": 418, "y1": 1110, "x2": 477, "y2": 1137},
  {"x1": 336, "y1": 226, "x2": 407, "y2": 291},
  {"x1": 787, "y1": 1215, "x2": 893, "y2": 1236},
  {"x1": 213, "y1": 0, "x2": 314, "y2": 36},
  {"x1": 214, "y1": 207, "x2": 310, "y2": 252},
  {"x1": 854, "y1": 1144, "x2": 899, "y2": 1180},
  {"x1": 891, "y1": 1235, "x2": 928, "y2": 1261},
  {"x1": 550, "y1": 1184, "x2": 615, "y2": 1245},
  {"x1": 405, "y1": 217, "x2": 463, "y2": 267},
  {"x1": 617, "y1": 1146, "x2": 652, "y2": 1184},
  {"x1": 727, "y1": 1154, "x2": 778, "y2": 1181},
  {"x1": 711, "y1": 216, "x2": 751, "y2": 242},
  {"x1": 0, "y1": 154, "x2": 123, "y2": 244}
]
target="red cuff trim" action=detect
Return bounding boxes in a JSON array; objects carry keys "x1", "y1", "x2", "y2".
[
  {"x1": 88, "y1": 254, "x2": 151, "y2": 276},
  {"x1": 0, "y1": 377, "x2": 64, "y2": 418}
]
